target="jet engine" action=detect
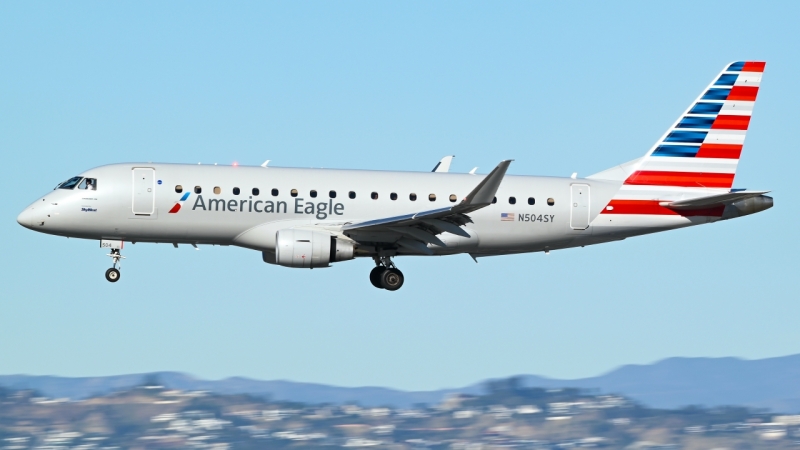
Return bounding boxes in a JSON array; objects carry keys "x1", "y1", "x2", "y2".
[{"x1": 270, "y1": 229, "x2": 355, "y2": 268}]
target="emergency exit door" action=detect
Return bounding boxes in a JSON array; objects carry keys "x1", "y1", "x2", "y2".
[
  {"x1": 132, "y1": 168, "x2": 155, "y2": 215},
  {"x1": 570, "y1": 184, "x2": 590, "y2": 230}
]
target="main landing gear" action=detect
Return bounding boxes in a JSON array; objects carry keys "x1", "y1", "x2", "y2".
[
  {"x1": 105, "y1": 249, "x2": 125, "y2": 283},
  {"x1": 370, "y1": 256, "x2": 404, "y2": 291}
]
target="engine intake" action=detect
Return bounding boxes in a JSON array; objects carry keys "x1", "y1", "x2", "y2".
[{"x1": 273, "y1": 229, "x2": 354, "y2": 268}]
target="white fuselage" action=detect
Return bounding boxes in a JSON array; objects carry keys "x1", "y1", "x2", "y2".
[{"x1": 17, "y1": 163, "x2": 728, "y2": 258}]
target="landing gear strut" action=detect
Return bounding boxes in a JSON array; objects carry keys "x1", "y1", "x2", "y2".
[
  {"x1": 370, "y1": 256, "x2": 404, "y2": 291},
  {"x1": 105, "y1": 249, "x2": 125, "y2": 283}
]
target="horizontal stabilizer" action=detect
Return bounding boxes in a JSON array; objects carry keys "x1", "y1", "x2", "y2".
[{"x1": 661, "y1": 190, "x2": 770, "y2": 209}]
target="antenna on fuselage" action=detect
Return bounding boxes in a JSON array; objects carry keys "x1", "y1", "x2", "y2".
[
  {"x1": 261, "y1": 160, "x2": 270, "y2": 167},
  {"x1": 469, "y1": 167, "x2": 478, "y2": 174}
]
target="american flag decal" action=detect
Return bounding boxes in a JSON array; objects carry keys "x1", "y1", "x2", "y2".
[{"x1": 501, "y1": 213, "x2": 515, "y2": 221}]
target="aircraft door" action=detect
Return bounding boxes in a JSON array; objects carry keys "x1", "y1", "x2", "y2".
[
  {"x1": 132, "y1": 167, "x2": 155, "y2": 215},
  {"x1": 570, "y1": 184, "x2": 590, "y2": 230}
]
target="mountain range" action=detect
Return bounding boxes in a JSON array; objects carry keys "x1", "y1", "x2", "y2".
[{"x1": 2, "y1": 354, "x2": 799, "y2": 412}]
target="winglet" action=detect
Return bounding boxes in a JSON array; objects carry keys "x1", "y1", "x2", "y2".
[
  {"x1": 455, "y1": 160, "x2": 512, "y2": 213},
  {"x1": 432, "y1": 155, "x2": 455, "y2": 173}
]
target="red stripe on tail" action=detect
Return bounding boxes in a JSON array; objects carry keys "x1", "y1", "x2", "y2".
[
  {"x1": 712, "y1": 115, "x2": 750, "y2": 130},
  {"x1": 728, "y1": 86, "x2": 759, "y2": 101},
  {"x1": 695, "y1": 143, "x2": 743, "y2": 159},
  {"x1": 624, "y1": 171, "x2": 735, "y2": 188},
  {"x1": 742, "y1": 61, "x2": 766, "y2": 73}
]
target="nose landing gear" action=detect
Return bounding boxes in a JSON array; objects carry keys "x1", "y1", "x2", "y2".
[
  {"x1": 105, "y1": 249, "x2": 125, "y2": 283},
  {"x1": 105, "y1": 268, "x2": 120, "y2": 282},
  {"x1": 369, "y1": 256, "x2": 404, "y2": 291}
]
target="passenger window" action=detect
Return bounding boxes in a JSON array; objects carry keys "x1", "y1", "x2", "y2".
[
  {"x1": 349, "y1": 191, "x2": 356, "y2": 199},
  {"x1": 528, "y1": 197, "x2": 535, "y2": 205},
  {"x1": 213, "y1": 186, "x2": 221, "y2": 195},
  {"x1": 409, "y1": 193, "x2": 417, "y2": 201},
  {"x1": 272, "y1": 189, "x2": 279, "y2": 196},
  {"x1": 449, "y1": 194, "x2": 457, "y2": 202},
  {"x1": 175, "y1": 185, "x2": 183, "y2": 193},
  {"x1": 547, "y1": 198, "x2": 555, "y2": 206},
  {"x1": 429, "y1": 194, "x2": 436, "y2": 202},
  {"x1": 509, "y1": 196, "x2": 516, "y2": 204},
  {"x1": 194, "y1": 186, "x2": 202, "y2": 194},
  {"x1": 371, "y1": 192, "x2": 379, "y2": 200},
  {"x1": 390, "y1": 193, "x2": 397, "y2": 201},
  {"x1": 233, "y1": 187, "x2": 240, "y2": 195},
  {"x1": 291, "y1": 189, "x2": 298, "y2": 197},
  {"x1": 329, "y1": 190, "x2": 337, "y2": 198},
  {"x1": 252, "y1": 188, "x2": 260, "y2": 196},
  {"x1": 310, "y1": 190, "x2": 317, "y2": 198}
]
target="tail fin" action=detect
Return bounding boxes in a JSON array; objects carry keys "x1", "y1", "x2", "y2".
[{"x1": 590, "y1": 61, "x2": 764, "y2": 197}]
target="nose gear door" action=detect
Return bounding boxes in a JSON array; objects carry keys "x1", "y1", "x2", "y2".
[
  {"x1": 570, "y1": 183, "x2": 590, "y2": 230},
  {"x1": 132, "y1": 167, "x2": 155, "y2": 215}
]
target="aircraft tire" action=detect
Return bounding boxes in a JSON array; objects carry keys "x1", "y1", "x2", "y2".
[
  {"x1": 369, "y1": 266, "x2": 385, "y2": 289},
  {"x1": 105, "y1": 268, "x2": 121, "y2": 283},
  {"x1": 381, "y1": 268, "x2": 404, "y2": 291}
]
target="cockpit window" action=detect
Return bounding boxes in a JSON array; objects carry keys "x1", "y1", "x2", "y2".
[
  {"x1": 78, "y1": 178, "x2": 98, "y2": 190},
  {"x1": 56, "y1": 176, "x2": 83, "y2": 190}
]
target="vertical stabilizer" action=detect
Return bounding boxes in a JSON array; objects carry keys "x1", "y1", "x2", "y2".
[{"x1": 594, "y1": 61, "x2": 765, "y2": 216}]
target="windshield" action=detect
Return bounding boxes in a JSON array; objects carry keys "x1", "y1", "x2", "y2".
[{"x1": 55, "y1": 176, "x2": 83, "y2": 190}]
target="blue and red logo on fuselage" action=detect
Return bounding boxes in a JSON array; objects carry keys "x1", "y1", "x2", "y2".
[{"x1": 169, "y1": 192, "x2": 190, "y2": 213}]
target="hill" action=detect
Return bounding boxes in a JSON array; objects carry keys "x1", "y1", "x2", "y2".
[{"x1": 2, "y1": 354, "x2": 799, "y2": 412}]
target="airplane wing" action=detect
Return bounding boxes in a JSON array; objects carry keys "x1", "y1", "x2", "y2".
[
  {"x1": 660, "y1": 190, "x2": 770, "y2": 209},
  {"x1": 343, "y1": 160, "x2": 512, "y2": 254},
  {"x1": 432, "y1": 155, "x2": 455, "y2": 173}
]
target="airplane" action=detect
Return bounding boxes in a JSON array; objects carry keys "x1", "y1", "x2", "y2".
[{"x1": 17, "y1": 61, "x2": 772, "y2": 291}]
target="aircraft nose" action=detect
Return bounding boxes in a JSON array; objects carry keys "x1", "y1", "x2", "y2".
[{"x1": 17, "y1": 208, "x2": 35, "y2": 229}]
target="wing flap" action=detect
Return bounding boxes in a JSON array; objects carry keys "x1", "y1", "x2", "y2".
[
  {"x1": 421, "y1": 219, "x2": 471, "y2": 237},
  {"x1": 387, "y1": 226, "x2": 446, "y2": 247},
  {"x1": 342, "y1": 207, "x2": 452, "y2": 231},
  {"x1": 396, "y1": 237, "x2": 435, "y2": 255}
]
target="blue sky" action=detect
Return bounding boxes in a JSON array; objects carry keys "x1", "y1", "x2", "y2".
[{"x1": 1, "y1": 1, "x2": 797, "y2": 391}]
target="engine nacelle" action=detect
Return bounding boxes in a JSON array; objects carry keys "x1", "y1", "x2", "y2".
[{"x1": 273, "y1": 229, "x2": 354, "y2": 268}]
